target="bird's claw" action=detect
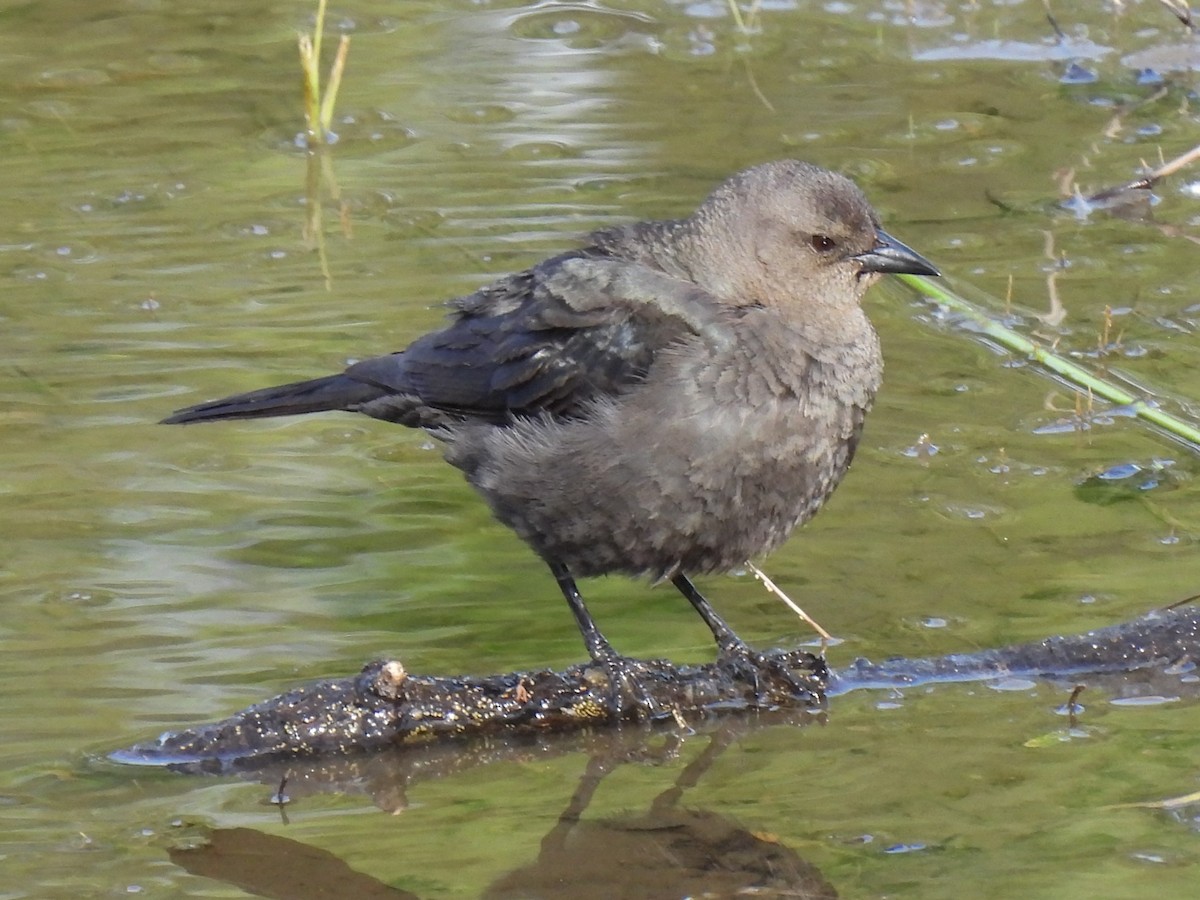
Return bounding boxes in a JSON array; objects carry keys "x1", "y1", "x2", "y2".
[
  {"x1": 586, "y1": 653, "x2": 664, "y2": 722},
  {"x1": 717, "y1": 642, "x2": 821, "y2": 707}
]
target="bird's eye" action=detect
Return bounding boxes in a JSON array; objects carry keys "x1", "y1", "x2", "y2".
[{"x1": 810, "y1": 234, "x2": 837, "y2": 253}]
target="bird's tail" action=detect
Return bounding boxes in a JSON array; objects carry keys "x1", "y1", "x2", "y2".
[{"x1": 161, "y1": 374, "x2": 384, "y2": 424}]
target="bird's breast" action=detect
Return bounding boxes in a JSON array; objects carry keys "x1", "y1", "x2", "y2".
[{"x1": 453, "y1": 319, "x2": 882, "y2": 579}]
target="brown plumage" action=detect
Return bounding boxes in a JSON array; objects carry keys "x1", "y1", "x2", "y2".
[{"x1": 163, "y1": 160, "x2": 938, "y2": 711}]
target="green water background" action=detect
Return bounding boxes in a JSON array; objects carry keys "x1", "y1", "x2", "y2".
[{"x1": 4, "y1": 1, "x2": 1200, "y2": 896}]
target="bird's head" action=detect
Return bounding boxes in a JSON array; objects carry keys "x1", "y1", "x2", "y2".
[{"x1": 684, "y1": 160, "x2": 937, "y2": 327}]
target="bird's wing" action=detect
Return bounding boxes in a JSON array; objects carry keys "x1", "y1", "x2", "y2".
[{"x1": 346, "y1": 252, "x2": 732, "y2": 423}]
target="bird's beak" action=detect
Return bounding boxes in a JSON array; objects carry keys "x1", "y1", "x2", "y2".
[{"x1": 853, "y1": 229, "x2": 939, "y2": 277}]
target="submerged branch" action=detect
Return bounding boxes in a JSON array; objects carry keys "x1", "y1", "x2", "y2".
[
  {"x1": 113, "y1": 650, "x2": 825, "y2": 770},
  {"x1": 113, "y1": 604, "x2": 1200, "y2": 770}
]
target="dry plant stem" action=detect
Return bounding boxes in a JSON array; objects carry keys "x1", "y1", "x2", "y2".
[
  {"x1": 299, "y1": 33, "x2": 319, "y2": 140},
  {"x1": 1089, "y1": 140, "x2": 1200, "y2": 203},
  {"x1": 741, "y1": 59, "x2": 776, "y2": 113},
  {"x1": 320, "y1": 36, "x2": 351, "y2": 135},
  {"x1": 1110, "y1": 788, "x2": 1200, "y2": 810},
  {"x1": 1157, "y1": 0, "x2": 1195, "y2": 30},
  {"x1": 1141, "y1": 140, "x2": 1200, "y2": 182},
  {"x1": 1041, "y1": 0, "x2": 1066, "y2": 42},
  {"x1": 896, "y1": 273, "x2": 1200, "y2": 450},
  {"x1": 744, "y1": 560, "x2": 833, "y2": 642},
  {"x1": 725, "y1": 0, "x2": 747, "y2": 32},
  {"x1": 298, "y1": 0, "x2": 327, "y2": 144},
  {"x1": 725, "y1": 0, "x2": 762, "y2": 33},
  {"x1": 311, "y1": 0, "x2": 326, "y2": 67},
  {"x1": 298, "y1": 0, "x2": 349, "y2": 146}
]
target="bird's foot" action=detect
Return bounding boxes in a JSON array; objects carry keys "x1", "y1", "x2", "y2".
[
  {"x1": 716, "y1": 640, "x2": 825, "y2": 708},
  {"x1": 583, "y1": 652, "x2": 666, "y2": 722}
]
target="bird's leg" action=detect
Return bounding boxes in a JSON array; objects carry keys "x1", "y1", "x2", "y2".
[
  {"x1": 549, "y1": 561, "x2": 658, "y2": 719},
  {"x1": 670, "y1": 572, "x2": 751, "y2": 658},
  {"x1": 550, "y1": 561, "x2": 619, "y2": 662},
  {"x1": 671, "y1": 572, "x2": 813, "y2": 702}
]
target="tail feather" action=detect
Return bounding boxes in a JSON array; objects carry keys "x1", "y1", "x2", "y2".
[{"x1": 161, "y1": 374, "x2": 384, "y2": 424}]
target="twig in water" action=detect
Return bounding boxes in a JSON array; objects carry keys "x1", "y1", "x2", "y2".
[
  {"x1": 1158, "y1": 0, "x2": 1196, "y2": 31},
  {"x1": 1041, "y1": 0, "x2": 1067, "y2": 42},
  {"x1": 744, "y1": 560, "x2": 832, "y2": 642},
  {"x1": 1066, "y1": 684, "x2": 1085, "y2": 728},
  {"x1": 1087, "y1": 140, "x2": 1200, "y2": 205},
  {"x1": 270, "y1": 774, "x2": 290, "y2": 806},
  {"x1": 1162, "y1": 592, "x2": 1200, "y2": 612}
]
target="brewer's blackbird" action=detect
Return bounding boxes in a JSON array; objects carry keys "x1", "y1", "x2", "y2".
[{"x1": 163, "y1": 160, "x2": 938, "y2": 711}]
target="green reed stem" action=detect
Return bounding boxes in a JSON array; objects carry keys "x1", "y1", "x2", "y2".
[{"x1": 896, "y1": 272, "x2": 1200, "y2": 450}]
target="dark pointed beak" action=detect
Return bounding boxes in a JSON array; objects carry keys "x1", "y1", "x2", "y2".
[{"x1": 853, "y1": 229, "x2": 939, "y2": 277}]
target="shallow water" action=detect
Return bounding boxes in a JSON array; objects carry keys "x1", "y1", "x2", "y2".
[{"x1": 4, "y1": 0, "x2": 1200, "y2": 896}]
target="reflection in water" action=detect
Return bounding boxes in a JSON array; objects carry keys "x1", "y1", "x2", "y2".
[
  {"x1": 483, "y1": 724, "x2": 834, "y2": 899},
  {"x1": 169, "y1": 718, "x2": 835, "y2": 900},
  {"x1": 145, "y1": 604, "x2": 1200, "y2": 895},
  {"x1": 171, "y1": 826, "x2": 418, "y2": 900}
]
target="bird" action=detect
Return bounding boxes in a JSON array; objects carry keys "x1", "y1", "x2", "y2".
[{"x1": 163, "y1": 160, "x2": 938, "y2": 714}]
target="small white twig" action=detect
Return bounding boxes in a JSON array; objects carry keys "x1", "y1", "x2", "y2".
[{"x1": 744, "y1": 560, "x2": 833, "y2": 642}]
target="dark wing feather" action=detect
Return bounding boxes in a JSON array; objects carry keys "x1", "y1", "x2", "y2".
[
  {"x1": 346, "y1": 249, "x2": 731, "y2": 424},
  {"x1": 163, "y1": 246, "x2": 731, "y2": 429}
]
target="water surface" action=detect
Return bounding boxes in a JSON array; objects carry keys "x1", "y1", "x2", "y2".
[{"x1": 4, "y1": 0, "x2": 1200, "y2": 896}]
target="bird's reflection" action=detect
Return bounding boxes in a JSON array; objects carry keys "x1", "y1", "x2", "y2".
[{"x1": 169, "y1": 711, "x2": 836, "y2": 899}]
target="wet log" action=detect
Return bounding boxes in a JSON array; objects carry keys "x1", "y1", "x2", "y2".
[
  {"x1": 113, "y1": 604, "x2": 1200, "y2": 769},
  {"x1": 113, "y1": 649, "x2": 825, "y2": 770}
]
